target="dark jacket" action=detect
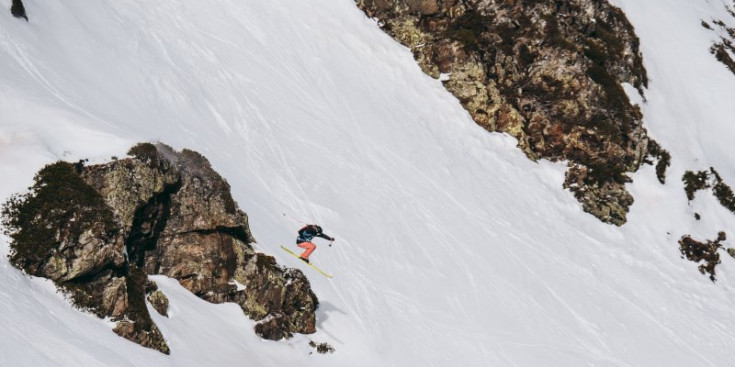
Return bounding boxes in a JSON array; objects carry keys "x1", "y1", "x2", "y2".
[{"x1": 297, "y1": 224, "x2": 334, "y2": 244}]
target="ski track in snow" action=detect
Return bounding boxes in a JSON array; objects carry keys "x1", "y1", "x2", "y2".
[{"x1": 1, "y1": 0, "x2": 735, "y2": 366}]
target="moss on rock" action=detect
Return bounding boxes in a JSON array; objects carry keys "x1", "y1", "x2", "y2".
[
  {"x1": 355, "y1": 0, "x2": 651, "y2": 225},
  {"x1": 679, "y1": 232, "x2": 727, "y2": 282},
  {"x1": 682, "y1": 168, "x2": 735, "y2": 214},
  {"x1": 1, "y1": 162, "x2": 120, "y2": 278},
  {"x1": 3, "y1": 143, "x2": 317, "y2": 352}
]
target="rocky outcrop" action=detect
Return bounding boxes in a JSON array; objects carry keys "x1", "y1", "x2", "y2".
[
  {"x1": 355, "y1": 0, "x2": 654, "y2": 224},
  {"x1": 2, "y1": 143, "x2": 318, "y2": 353},
  {"x1": 11, "y1": 0, "x2": 28, "y2": 21},
  {"x1": 645, "y1": 140, "x2": 671, "y2": 184},
  {"x1": 702, "y1": 9, "x2": 735, "y2": 77},
  {"x1": 235, "y1": 253, "x2": 318, "y2": 339},
  {"x1": 679, "y1": 232, "x2": 728, "y2": 282},
  {"x1": 1, "y1": 162, "x2": 125, "y2": 282},
  {"x1": 678, "y1": 169, "x2": 735, "y2": 282},
  {"x1": 309, "y1": 340, "x2": 336, "y2": 354},
  {"x1": 682, "y1": 168, "x2": 735, "y2": 214},
  {"x1": 146, "y1": 283, "x2": 170, "y2": 317}
]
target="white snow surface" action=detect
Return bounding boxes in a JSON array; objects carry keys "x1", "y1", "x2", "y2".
[{"x1": 1, "y1": 0, "x2": 735, "y2": 366}]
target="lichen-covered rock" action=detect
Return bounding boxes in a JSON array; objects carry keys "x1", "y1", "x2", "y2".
[
  {"x1": 113, "y1": 320, "x2": 170, "y2": 355},
  {"x1": 147, "y1": 290, "x2": 169, "y2": 317},
  {"x1": 678, "y1": 232, "x2": 728, "y2": 282},
  {"x1": 406, "y1": 0, "x2": 440, "y2": 15},
  {"x1": 563, "y1": 164, "x2": 634, "y2": 226},
  {"x1": 80, "y1": 152, "x2": 180, "y2": 236},
  {"x1": 155, "y1": 146, "x2": 249, "y2": 233},
  {"x1": 645, "y1": 140, "x2": 671, "y2": 184},
  {"x1": 234, "y1": 253, "x2": 318, "y2": 336},
  {"x1": 64, "y1": 225, "x2": 126, "y2": 281},
  {"x1": 1, "y1": 162, "x2": 125, "y2": 281},
  {"x1": 682, "y1": 168, "x2": 735, "y2": 215},
  {"x1": 134, "y1": 145, "x2": 252, "y2": 298},
  {"x1": 2, "y1": 142, "x2": 318, "y2": 353},
  {"x1": 702, "y1": 17, "x2": 735, "y2": 77},
  {"x1": 355, "y1": 0, "x2": 653, "y2": 224},
  {"x1": 62, "y1": 270, "x2": 127, "y2": 319},
  {"x1": 102, "y1": 276, "x2": 129, "y2": 319},
  {"x1": 112, "y1": 143, "x2": 316, "y2": 341},
  {"x1": 254, "y1": 313, "x2": 291, "y2": 340}
]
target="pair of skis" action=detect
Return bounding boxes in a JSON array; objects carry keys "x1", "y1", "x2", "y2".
[{"x1": 280, "y1": 245, "x2": 333, "y2": 278}]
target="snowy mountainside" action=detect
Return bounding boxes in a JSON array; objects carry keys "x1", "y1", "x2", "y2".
[
  {"x1": 1, "y1": 0, "x2": 735, "y2": 366},
  {"x1": 612, "y1": 0, "x2": 735, "y2": 180}
]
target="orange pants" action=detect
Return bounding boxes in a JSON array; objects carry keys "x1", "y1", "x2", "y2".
[{"x1": 297, "y1": 241, "x2": 316, "y2": 259}]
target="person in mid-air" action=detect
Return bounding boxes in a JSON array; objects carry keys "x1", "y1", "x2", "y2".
[{"x1": 296, "y1": 224, "x2": 334, "y2": 263}]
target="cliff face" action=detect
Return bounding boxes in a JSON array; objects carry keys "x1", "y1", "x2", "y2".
[
  {"x1": 356, "y1": 0, "x2": 653, "y2": 224},
  {"x1": 1, "y1": 143, "x2": 318, "y2": 353}
]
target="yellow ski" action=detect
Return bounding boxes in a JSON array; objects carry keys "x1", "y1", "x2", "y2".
[{"x1": 280, "y1": 245, "x2": 334, "y2": 278}]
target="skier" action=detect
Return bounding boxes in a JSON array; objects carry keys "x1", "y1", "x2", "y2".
[{"x1": 295, "y1": 224, "x2": 334, "y2": 263}]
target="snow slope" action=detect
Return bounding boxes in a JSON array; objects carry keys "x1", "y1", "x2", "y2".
[{"x1": 2, "y1": 0, "x2": 735, "y2": 366}]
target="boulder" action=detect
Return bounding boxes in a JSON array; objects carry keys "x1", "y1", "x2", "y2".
[
  {"x1": 147, "y1": 289, "x2": 169, "y2": 317},
  {"x1": 2, "y1": 143, "x2": 319, "y2": 354}
]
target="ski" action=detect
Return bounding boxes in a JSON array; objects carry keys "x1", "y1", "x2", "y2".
[{"x1": 280, "y1": 245, "x2": 334, "y2": 278}]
